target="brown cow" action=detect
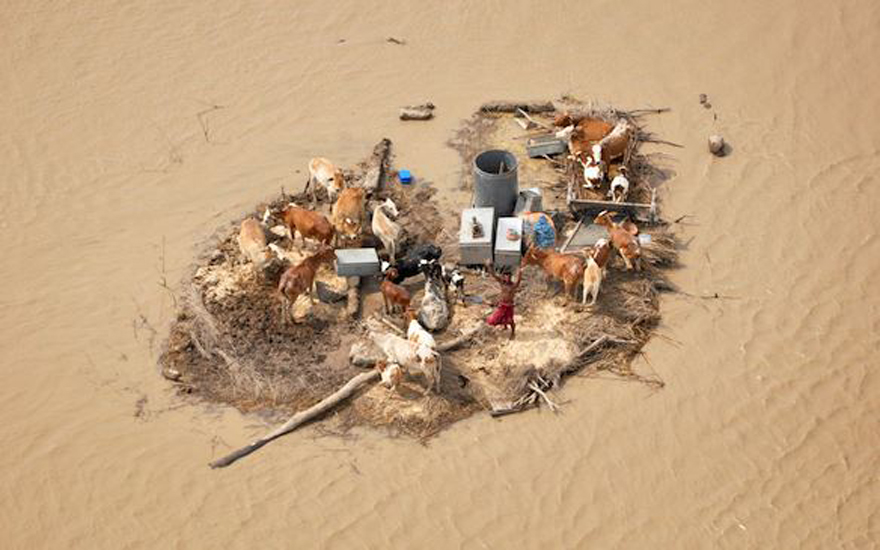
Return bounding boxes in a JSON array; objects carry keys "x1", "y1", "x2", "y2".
[
  {"x1": 305, "y1": 157, "x2": 345, "y2": 204},
  {"x1": 277, "y1": 246, "x2": 336, "y2": 321},
  {"x1": 331, "y1": 188, "x2": 366, "y2": 245},
  {"x1": 278, "y1": 204, "x2": 335, "y2": 247},
  {"x1": 237, "y1": 218, "x2": 271, "y2": 271}
]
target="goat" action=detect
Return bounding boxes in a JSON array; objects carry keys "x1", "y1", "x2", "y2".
[
  {"x1": 591, "y1": 238, "x2": 613, "y2": 271},
  {"x1": 442, "y1": 264, "x2": 466, "y2": 303},
  {"x1": 331, "y1": 187, "x2": 366, "y2": 245},
  {"x1": 581, "y1": 255, "x2": 603, "y2": 306},
  {"x1": 420, "y1": 258, "x2": 444, "y2": 283},
  {"x1": 593, "y1": 119, "x2": 633, "y2": 166},
  {"x1": 380, "y1": 273, "x2": 411, "y2": 316},
  {"x1": 371, "y1": 198, "x2": 402, "y2": 260},
  {"x1": 593, "y1": 210, "x2": 642, "y2": 271},
  {"x1": 522, "y1": 245, "x2": 585, "y2": 301},
  {"x1": 406, "y1": 309, "x2": 436, "y2": 349},
  {"x1": 237, "y1": 218, "x2": 271, "y2": 271},
  {"x1": 380, "y1": 244, "x2": 444, "y2": 283},
  {"x1": 381, "y1": 260, "x2": 413, "y2": 283},
  {"x1": 369, "y1": 330, "x2": 440, "y2": 394},
  {"x1": 577, "y1": 151, "x2": 605, "y2": 189},
  {"x1": 277, "y1": 204, "x2": 335, "y2": 247},
  {"x1": 608, "y1": 168, "x2": 630, "y2": 203},
  {"x1": 408, "y1": 243, "x2": 443, "y2": 263},
  {"x1": 277, "y1": 245, "x2": 336, "y2": 321},
  {"x1": 305, "y1": 157, "x2": 345, "y2": 203},
  {"x1": 418, "y1": 274, "x2": 450, "y2": 331},
  {"x1": 375, "y1": 360, "x2": 404, "y2": 391}
]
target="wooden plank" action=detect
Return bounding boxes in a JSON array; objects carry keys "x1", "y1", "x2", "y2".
[
  {"x1": 479, "y1": 100, "x2": 555, "y2": 113},
  {"x1": 569, "y1": 199, "x2": 653, "y2": 210},
  {"x1": 560, "y1": 213, "x2": 586, "y2": 253}
]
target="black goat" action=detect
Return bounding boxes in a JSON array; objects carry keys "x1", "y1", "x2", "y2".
[{"x1": 381, "y1": 244, "x2": 444, "y2": 283}]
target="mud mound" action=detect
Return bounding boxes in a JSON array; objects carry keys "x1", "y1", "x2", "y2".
[{"x1": 162, "y1": 100, "x2": 680, "y2": 444}]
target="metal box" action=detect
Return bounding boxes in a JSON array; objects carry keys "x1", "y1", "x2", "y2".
[
  {"x1": 494, "y1": 217, "x2": 523, "y2": 268},
  {"x1": 459, "y1": 207, "x2": 495, "y2": 265},
  {"x1": 514, "y1": 188, "x2": 542, "y2": 214},
  {"x1": 335, "y1": 248, "x2": 380, "y2": 277},
  {"x1": 526, "y1": 135, "x2": 567, "y2": 158}
]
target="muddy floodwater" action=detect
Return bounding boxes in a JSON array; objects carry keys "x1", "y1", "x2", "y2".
[{"x1": 1, "y1": 1, "x2": 878, "y2": 548}]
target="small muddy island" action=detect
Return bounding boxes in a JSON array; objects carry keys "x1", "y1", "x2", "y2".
[{"x1": 159, "y1": 98, "x2": 680, "y2": 468}]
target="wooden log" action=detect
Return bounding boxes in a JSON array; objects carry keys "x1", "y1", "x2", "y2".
[
  {"x1": 399, "y1": 107, "x2": 433, "y2": 121},
  {"x1": 568, "y1": 198, "x2": 654, "y2": 210},
  {"x1": 516, "y1": 108, "x2": 552, "y2": 130},
  {"x1": 436, "y1": 324, "x2": 486, "y2": 352},
  {"x1": 563, "y1": 335, "x2": 610, "y2": 374},
  {"x1": 560, "y1": 213, "x2": 586, "y2": 253},
  {"x1": 490, "y1": 401, "x2": 523, "y2": 417},
  {"x1": 399, "y1": 103, "x2": 435, "y2": 121},
  {"x1": 360, "y1": 138, "x2": 392, "y2": 193},
  {"x1": 209, "y1": 370, "x2": 381, "y2": 469},
  {"x1": 479, "y1": 101, "x2": 555, "y2": 114}
]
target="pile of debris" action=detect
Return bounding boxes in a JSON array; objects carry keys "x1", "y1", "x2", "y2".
[{"x1": 159, "y1": 97, "x2": 680, "y2": 469}]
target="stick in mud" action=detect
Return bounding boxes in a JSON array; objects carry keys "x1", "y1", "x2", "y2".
[{"x1": 209, "y1": 370, "x2": 380, "y2": 469}]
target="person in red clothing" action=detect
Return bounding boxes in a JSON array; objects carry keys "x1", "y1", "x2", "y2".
[{"x1": 485, "y1": 260, "x2": 524, "y2": 340}]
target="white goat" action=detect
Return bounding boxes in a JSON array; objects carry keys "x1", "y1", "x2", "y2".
[
  {"x1": 375, "y1": 360, "x2": 404, "y2": 391},
  {"x1": 609, "y1": 170, "x2": 630, "y2": 203},
  {"x1": 577, "y1": 150, "x2": 604, "y2": 189},
  {"x1": 372, "y1": 198, "x2": 402, "y2": 260},
  {"x1": 582, "y1": 256, "x2": 603, "y2": 306},
  {"x1": 442, "y1": 264, "x2": 466, "y2": 303},
  {"x1": 406, "y1": 310, "x2": 436, "y2": 349},
  {"x1": 369, "y1": 330, "x2": 440, "y2": 394}
]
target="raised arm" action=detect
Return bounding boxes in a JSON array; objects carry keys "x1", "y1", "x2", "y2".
[
  {"x1": 512, "y1": 265, "x2": 524, "y2": 290},
  {"x1": 485, "y1": 260, "x2": 504, "y2": 283}
]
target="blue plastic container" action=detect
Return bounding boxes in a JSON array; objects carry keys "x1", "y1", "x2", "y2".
[{"x1": 399, "y1": 169, "x2": 413, "y2": 184}]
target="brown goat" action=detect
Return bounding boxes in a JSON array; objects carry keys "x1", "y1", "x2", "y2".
[
  {"x1": 522, "y1": 245, "x2": 585, "y2": 301},
  {"x1": 278, "y1": 204, "x2": 335, "y2": 247},
  {"x1": 593, "y1": 211, "x2": 642, "y2": 271},
  {"x1": 591, "y1": 238, "x2": 613, "y2": 270},
  {"x1": 380, "y1": 270, "x2": 411, "y2": 316},
  {"x1": 277, "y1": 246, "x2": 336, "y2": 321}
]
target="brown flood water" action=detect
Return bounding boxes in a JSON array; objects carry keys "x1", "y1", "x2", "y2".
[{"x1": 1, "y1": 1, "x2": 878, "y2": 548}]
